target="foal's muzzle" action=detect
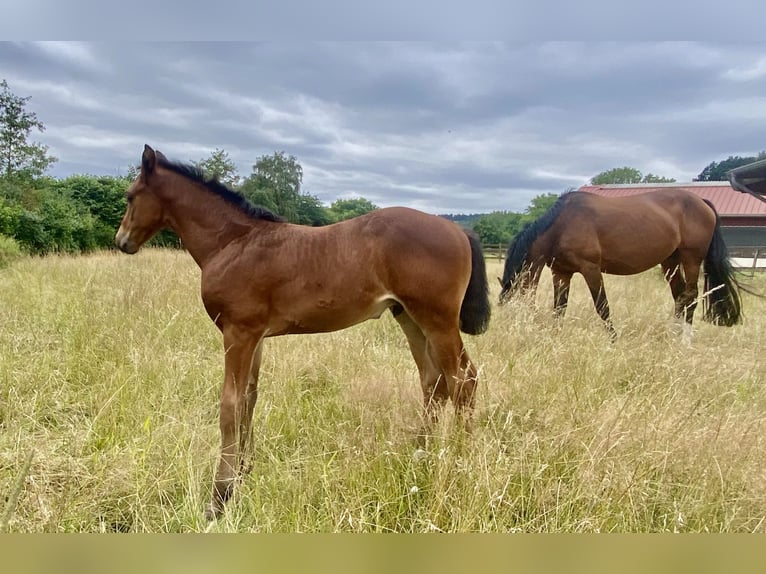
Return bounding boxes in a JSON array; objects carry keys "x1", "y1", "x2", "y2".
[{"x1": 115, "y1": 227, "x2": 139, "y2": 254}]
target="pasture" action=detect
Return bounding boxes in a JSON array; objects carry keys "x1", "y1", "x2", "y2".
[{"x1": 1, "y1": 249, "x2": 766, "y2": 532}]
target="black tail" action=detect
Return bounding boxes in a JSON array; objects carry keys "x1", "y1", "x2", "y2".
[
  {"x1": 460, "y1": 230, "x2": 491, "y2": 335},
  {"x1": 702, "y1": 199, "x2": 742, "y2": 326}
]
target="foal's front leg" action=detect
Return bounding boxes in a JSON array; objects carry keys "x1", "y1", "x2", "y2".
[{"x1": 206, "y1": 324, "x2": 262, "y2": 521}]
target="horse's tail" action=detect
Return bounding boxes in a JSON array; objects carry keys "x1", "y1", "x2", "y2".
[
  {"x1": 459, "y1": 229, "x2": 491, "y2": 335},
  {"x1": 702, "y1": 199, "x2": 742, "y2": 326}
]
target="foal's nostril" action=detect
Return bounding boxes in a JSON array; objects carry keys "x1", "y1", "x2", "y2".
[{"x1": 114, "y1": 228, "x2": 137, "y2": 254}]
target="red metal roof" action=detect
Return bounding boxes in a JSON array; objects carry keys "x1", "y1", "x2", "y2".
[{"x1": 578, "y1": 182, "x2": 766, "y2": 217}]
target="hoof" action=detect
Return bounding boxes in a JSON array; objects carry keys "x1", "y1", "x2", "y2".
[
  {"x1": 204, "y1": 503, "x2": 223, "y2": 522},
  {"x1": 412, "y1": 448, "x2": 428, "y2": 462}
]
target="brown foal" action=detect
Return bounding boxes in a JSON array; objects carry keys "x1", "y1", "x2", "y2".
[{"x1": 115, "y1": 145, "x2": 491, "y2": 519}]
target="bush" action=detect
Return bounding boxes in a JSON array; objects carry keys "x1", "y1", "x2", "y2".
[{"x1": 0, "y1": 234, "x2": 23, "y2": 267}]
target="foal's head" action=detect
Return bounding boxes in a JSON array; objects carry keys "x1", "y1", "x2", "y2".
[{"x1": 115, "y1": 145, "x2": 167, "y2": 254}]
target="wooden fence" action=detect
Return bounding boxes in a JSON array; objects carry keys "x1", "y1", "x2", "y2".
[{"x1": 483, "y1": 243, "x2": 508, "y2": 260}]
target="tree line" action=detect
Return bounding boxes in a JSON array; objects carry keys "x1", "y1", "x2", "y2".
[
  {"x1": 0, "y1": 148, "x2": 381, "y2": 261},
  {"x1": 1, "y1": 78, "x2": 764, "y2": 265},
  {"x1": 0, "y1": 79, "x2": 381, "y2": 263}
]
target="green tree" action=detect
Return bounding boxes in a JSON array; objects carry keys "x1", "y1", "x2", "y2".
[
  {"x1": 51, "y1": 175, "x2": 129, "y2": 246},
  {"x1": 591, "y1": 167, "x2": 642, "y2": 185},
  {"x1": 590, "y1": 167, "x2": 676, "y2": 185},
  {"x1": 471, "y1": 193, "x2": 566, "y2": 245},
  {"x1": 195, "y1": 148, "x2": 240, "y2": 188},
  {"x1": 297, "y1": 194, "x2": 332, "y2": 226},
  {"x1": 240, "y1": 151, "x2": 331, "y2": 225},
  {"x1": 327, "y1": 197, "x2": 378, "y2": 222},
  {"x1": 241, "y1": 151, "x2": 303, "y2": 220},
  {"x1": 13, "y1": 182, "x2": 97, "y2": 254},
  {"x1": 524, "y1": 193, "x2": 560, "y2": 218},
  {"x1": 696, "y1": 152, "x2": 766, "y2": 181},
  {"x1": 0, "y1": 79, "x2": 56, "y2": 180},
  {"x1": 641, "y1": 173, "x2": 676, "y2": 183},
  {"x1": 472, "y1": 211, "x2": 523, "y2": 245},
  {"x1": 0, "y1": 194, "x2": 22, "y2": 236}
]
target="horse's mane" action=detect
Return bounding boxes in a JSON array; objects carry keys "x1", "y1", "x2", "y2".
[
  {"x1": 500, "y1": 192, "x2": 572, "y2": 288},
  {"x1": 158, "y1": 157, "x2": 284, "y2": 222}
]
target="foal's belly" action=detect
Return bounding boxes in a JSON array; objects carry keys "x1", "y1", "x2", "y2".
[{"x1": 268, "y1": 294, "x2": 397, "y2": 336}]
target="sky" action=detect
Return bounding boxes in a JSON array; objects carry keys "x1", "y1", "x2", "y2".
[{"x1": 2, "y1": 41, "x2": 766, "y2": 214}]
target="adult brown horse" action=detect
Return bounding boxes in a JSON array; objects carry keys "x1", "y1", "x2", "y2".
[
  {"x1": 115, "y1": 145, "x2": 491, "y2": 519},
  {"x1": 498, "y1": 189, "x2": 742, "y2": 339}
]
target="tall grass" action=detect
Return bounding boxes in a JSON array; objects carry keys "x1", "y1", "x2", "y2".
[{"x1": 1, "y1": 249, "x2": 766, "y2": 532}]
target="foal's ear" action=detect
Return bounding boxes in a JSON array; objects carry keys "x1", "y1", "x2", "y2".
[{"x1": 141, "y1": 144, "x2": 157, "y2": 175}]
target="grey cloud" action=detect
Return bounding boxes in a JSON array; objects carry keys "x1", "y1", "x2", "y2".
[{"x1": 3, "y1": 42, "x2": 766, "y2": 213}]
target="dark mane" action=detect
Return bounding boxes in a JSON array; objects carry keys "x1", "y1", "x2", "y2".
[
  {"x1": 500, "y1": 192, "x2": 572, "y2": 288},
  {"x1": 158, "y1": 157, "x2": 284, "y2": 222}
]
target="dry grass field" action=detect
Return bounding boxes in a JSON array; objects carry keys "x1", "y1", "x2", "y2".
[{"x1": 1, "y1": 248, "x2": 766, "y2": 532}]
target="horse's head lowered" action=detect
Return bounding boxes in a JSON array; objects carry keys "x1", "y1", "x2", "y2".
[
  {"x1": 497, "y1": 267, "x2": 535, "y2": 305},
  {"x1": 115, "y1": 145, "x2": 167, "y2": 254},
  {"x1": 498, "y1": 276, "x2": 513, "y2": 304}
]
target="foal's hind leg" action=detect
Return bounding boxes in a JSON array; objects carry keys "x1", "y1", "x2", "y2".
[
  {"x1": 393, "y1": 309, "x2": 448, "y2": 440},
  {"x1": 238, "y1": 341, "x2": 264, "y2": 476},
  {"x1": 580, "y1": 265, "x2": 616, "y2": 340},
  {"x1": 423, "y1": 327, "x2": 478, "y2": 432}
]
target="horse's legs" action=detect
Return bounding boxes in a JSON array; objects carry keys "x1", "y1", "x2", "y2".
[
  {"x1": 678, "y1": 258, "x2": 702, "y2": 323},
  {"x1": 662, "y1": 252, "x2": 701, "y2": 343},
  {"x1": 677, "y1": 257, "x2": 702, "y2": 344},
  {"x1": 206, "y1": 324, "x2": 263, "y2": 520},
  {"x1": 551, "y1": 270, "x2": 572, "y2": 317},
  {"x1": 580, "y1": 266, "x2": 616, "y2": 340},
  {"x1": 393, "y1": 310, "x2": 447, "y2": 439},
  {"x1": 423, "y1": 328, "x2": 477, "y2": 431},
  {"x1": 661, "y1": 255, "x2": 690, "y2": 339},
  {"x1": 661, "y1": 254, "x2": 687, "y2": 319},
  {"x1": 239, "y1": 341, "x2": 264, "y2": 475}
]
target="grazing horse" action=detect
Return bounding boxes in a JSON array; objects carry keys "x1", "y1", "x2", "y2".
[
  {"x1": 115, "y1": 145, "x2": 491, "y2": 519},
  {"x1": 498, "y1": 189, "x2": 742, "y2": 339}
]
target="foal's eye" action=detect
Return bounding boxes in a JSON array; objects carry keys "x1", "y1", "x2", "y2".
[{"x1": 127, "y1": 196, "x2": 134, "y2": 204}]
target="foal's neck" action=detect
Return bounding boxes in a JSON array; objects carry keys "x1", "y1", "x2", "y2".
[{"x1": 160, "y1": 176, "x2": 258, "y2": 269}]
